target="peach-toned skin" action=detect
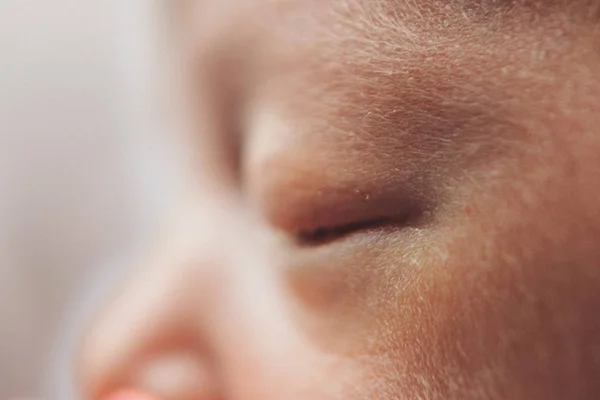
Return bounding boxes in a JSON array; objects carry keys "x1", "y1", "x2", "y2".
[
  {"x1": 80, "y1": 1, "x2": 600, "y2": 399},
  {"x1": 103, "y1": 390, "x2": 158, "y2": 400}
]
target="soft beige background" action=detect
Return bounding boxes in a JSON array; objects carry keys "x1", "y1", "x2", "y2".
[{"x1": 0, "y1": 1, "x2": 172, "y2": 398}]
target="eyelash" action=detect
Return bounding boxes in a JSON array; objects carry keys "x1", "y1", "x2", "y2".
[{"x1": 295, "y1": 217, "x2": 390, "y2": 246}]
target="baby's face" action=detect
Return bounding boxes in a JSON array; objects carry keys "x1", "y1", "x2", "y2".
[{"x1": 80, "y1": 1, "x2": 600, "y2": 399}]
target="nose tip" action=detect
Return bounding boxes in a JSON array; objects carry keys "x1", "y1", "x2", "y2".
[
  {"x1": 78, "y1": 205, "x2": 319, "y2": 400},
  {"x1": 77, "y1": 247, "x2": 219, "y2": 400},
  {"x1": 129, "y1": 351, "x2": 219, "y2": 400},
  {"x1": 103, "y1": 389, "x2": 157, "y2": 400}
]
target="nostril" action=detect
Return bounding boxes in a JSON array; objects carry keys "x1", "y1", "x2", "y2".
[{"x1": 131, "y1": 351, "x2": 219, "y2": 400}]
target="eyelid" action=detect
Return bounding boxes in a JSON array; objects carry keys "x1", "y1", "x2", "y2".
[
  {"x1": 251, "y1": 162, "x2": 422, "y2": 246},
  {"x1": 244, "y1": 115, "x2": 429, "y2": 246},
  {"x1": 295, "y1": 216, "x2": 394, "y2": 246}
]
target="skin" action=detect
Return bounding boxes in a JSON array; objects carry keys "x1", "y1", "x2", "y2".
[{"x1": 79, "y1": 1, "x2": 600, "y2": 399}]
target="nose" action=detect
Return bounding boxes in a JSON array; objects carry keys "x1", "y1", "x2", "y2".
[{"x1": 77, "y1": 203, "x2": 319, "y2": 400}]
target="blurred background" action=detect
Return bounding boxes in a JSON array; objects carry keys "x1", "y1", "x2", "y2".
[{"x1": 0, "y1": 1, "x2": 175, "y2": 397}]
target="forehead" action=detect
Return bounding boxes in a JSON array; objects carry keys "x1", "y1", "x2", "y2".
[
  {"x1": 178, "y1": 0, "x2": 598, "y2": 32},
  {"x1": 179, "y1": 0, "x2": 580, "y2": 132},
  {"x1": 178, "y1": 0, "x2": 596, "y2": 98},
  {"x1": 175, "y1": 0, "x2": 600, "y2": 194}
]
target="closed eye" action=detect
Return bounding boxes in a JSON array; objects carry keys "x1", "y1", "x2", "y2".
[
  {"x1": 247, "y1": 132, "x2": 431, "y2": 248},
  {"x1": 295, "y1": 217, "x2": 398, "y2": 246}
]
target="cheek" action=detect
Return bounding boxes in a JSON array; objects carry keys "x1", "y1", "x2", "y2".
[
  {"x1": 280, "y1": 137, "x2": 600, "y2": 399},
  {"x1": 241, "y1": 3, "x2": 600, "y2": 398}
]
